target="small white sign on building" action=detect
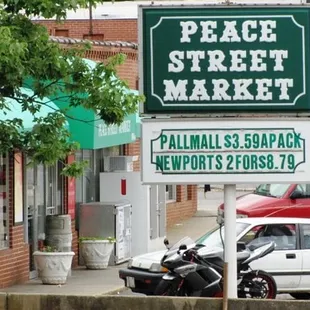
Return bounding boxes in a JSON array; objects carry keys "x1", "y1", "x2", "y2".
[{"x1": 141, "y1": 118, "x2": 310, "y2": 184}]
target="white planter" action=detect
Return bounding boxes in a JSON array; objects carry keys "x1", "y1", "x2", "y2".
[
  {"x1": 80, "y1": 240, "x2": 115, "y2": 270},
  {"x1": 33, "y1": 251, "x2": 75, "y2": 285}
]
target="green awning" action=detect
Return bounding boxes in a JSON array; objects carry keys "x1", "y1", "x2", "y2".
[
  {"x1": 22, "y1": 59, "x2": 140, "y2": 149},
  {"x1": 47, "y1": 58, "x2": 140, "y2": 149},
  {"x1": 0, "y1": 87, "x2": 65, "y2": 130}
]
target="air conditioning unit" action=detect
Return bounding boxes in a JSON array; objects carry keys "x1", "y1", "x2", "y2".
[{"x1": 103, "y1": 156, "x2": 134, "y2": 172}]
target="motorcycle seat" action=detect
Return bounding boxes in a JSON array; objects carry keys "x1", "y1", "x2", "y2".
[{"x1": 237, "y1": 251, "x2": 250, "y2": 261}]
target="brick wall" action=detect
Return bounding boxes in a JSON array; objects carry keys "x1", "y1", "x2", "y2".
[
  {"x1": 123, "y1": 139, "x2": 140, "y2": 171},
  {"x1": 0, "y1": 153, "x2": 29, "y2": 288},
  {"x1": 166, "y1": 185, "x2": 198, "y2": 228},
  {"x1": 71, "y1": 220, "x2": 78, "y2": 267},
  {"x1": 35, "y1": 19, "x2": 138, "y2": 42}
]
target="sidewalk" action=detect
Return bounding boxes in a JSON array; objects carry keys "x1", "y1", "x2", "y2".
[{"x1": 0, "y1": 189, "x2": 250, "y2": 296}]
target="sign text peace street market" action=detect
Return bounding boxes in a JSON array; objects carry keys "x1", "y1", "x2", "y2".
[{"x1": 140, "y1": 7, "x2": 310, "y2": 113}]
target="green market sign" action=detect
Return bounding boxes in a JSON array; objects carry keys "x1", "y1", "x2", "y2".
[
  {"x1": 139, "y1": 5, "x2": 310, "y2": 114},
  {"x1": 141, "y1": 119, "x2": 310, "y2": 184}
]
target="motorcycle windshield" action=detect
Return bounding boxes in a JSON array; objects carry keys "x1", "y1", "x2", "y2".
[{"x1": 166, "y1": 237, "x2": 195, "y2": 254}]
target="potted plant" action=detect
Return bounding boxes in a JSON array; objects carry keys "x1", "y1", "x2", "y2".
[
  {"x1": 79, "y1": 237, "x2": 116, "y2": 270},
  {"x1": 33, "y1": 245, "x2": 75, "y2": 285}
]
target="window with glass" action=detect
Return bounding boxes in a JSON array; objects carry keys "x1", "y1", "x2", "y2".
[
  {"x1": 76, "y1": 147, "x2": 122, "y2": 204},
  {"x1": 195, "y1": 222, "x2": 250, "y2": 247},
  {"x1": 239, "y1": 224, "x2": 297, "y2": 251},
  {"x1": 254, "y1": 184, "x2": 291, "y2": 198},
  {"x1": 301, "y1": 224, "x2": 310, "y2": 249},
  {"x1": 0, "y1": 154, "x2": 9, "y2": 248},
  {"x1": 294, "y1": 184, "x2": 310, "y2": 198},
  {"x1": 166, "y1": 185, "x2": 176, "y2": 201}
]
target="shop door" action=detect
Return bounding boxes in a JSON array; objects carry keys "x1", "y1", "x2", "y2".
[
  {"x1": 150, "y1": 185, "x2": 166, "y2": 239},
  {"x1": 27, "y1": 165, "x2": 45, "y2": 279}
]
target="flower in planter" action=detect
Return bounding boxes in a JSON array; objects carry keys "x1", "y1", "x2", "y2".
[{"x1": 39, "y1": 245, "x2": 59, "y2": 252}]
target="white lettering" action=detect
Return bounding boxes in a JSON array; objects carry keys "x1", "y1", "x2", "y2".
[
  {"x1": 220, "y1": 21, "x2": 241, "y2": 42},
  {"x1": 260, "y1": 20, "x2": 277, "y2": 42},
  {"x1": 180, "y1": 21, "x2": 198, "y2": 43},
  {"x1": 230, "y1": 50, "x2": 247, "y2": 72},
  {"x1": 250, "y1": 50, "x2": 267, "y2": 72},
  {"x1": 168, "y1": 51, "x2": 184, "y2": 73},
  {"x1": 212, "y1": 79, "x2": 231, "y2": 100},
  {"x1": 189, "y1": 79, "x2": 210, "y2": 100},
  {"x1": 256, "y1": 79, "x2": 272, "y2": 101},
  {"x1": 242, "y1": 20, "x2": 257, "y2": 42},
  {"x1": 187, "y1": 51, "x2": 205, "y2": 72},
  {"x1": 232, "y1": 79, "x2": 254, "y2": 100},
  {"x1": 163, "y1": 80, "x2": 188, "y2": 101},
  {"x1": 275, "y1": 79, "x2": 293, "y2": 100},
  {"x1": 200, "y1": 21, "x2": 217, "y2": 43},
  {"x1": 207, "y1": 50, "x2": 227, "y2": 72},
  {"x1": 270, "y1": 50, "x2": 288, "y2": 71}
]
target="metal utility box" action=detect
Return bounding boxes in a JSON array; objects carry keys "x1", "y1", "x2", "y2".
[{"x1": 79, "y1": 201, "x2": 131, "y2": 265}]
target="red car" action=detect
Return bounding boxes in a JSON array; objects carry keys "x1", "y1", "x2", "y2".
[{"x1": 217, "y1": 184, "x2": 310, "y2": 223}]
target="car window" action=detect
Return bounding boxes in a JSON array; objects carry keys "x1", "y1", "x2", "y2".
[
  {"x1": 254, "y1": 184, "x2": 290, "y2": 198},
  {"x1": 295, "y1": 184, "x2": 310, "y2": 198},
  {"x1": 301, "y1": 224, "x2": 310, "y2": 249},
  {"x1": 239, "y1": 224, "x2": 297, "y2": 251},
  {"x1": 195, "y1": 222, "x2": 250, "y2": 248}
]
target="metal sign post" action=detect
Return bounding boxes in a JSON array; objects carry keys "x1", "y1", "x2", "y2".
[{"x1": 224, "y1": 184, "x2": 237, "y2": 298}]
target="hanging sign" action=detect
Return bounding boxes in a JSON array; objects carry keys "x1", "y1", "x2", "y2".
[{"x1": 139, "y1": 5, "x2": 310, "y2": 115}]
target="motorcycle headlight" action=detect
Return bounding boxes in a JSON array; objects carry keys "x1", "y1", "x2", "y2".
[
  {"x1": 149, "y1": 263, "x2": 168, "y2": 273},
  {"x1": 127, "y1": 258, "x2": 133, "y2": 268}
]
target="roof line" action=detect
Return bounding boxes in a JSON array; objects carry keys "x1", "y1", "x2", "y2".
[{"x1": 49, "y1": 36, "x2": 138, "y2": 49}]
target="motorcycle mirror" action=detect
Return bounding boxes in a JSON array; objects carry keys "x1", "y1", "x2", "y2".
[
  {"x1": 179, "y1": 244, "x2": 187, "y2": 250},
  {"x1": 164, "y1": 238, "x2": 170, "y2": 248}
]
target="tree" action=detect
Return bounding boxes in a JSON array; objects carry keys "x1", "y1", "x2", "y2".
[{"x1": 0, "y1": 0, "x2": 143, "y2": 176}]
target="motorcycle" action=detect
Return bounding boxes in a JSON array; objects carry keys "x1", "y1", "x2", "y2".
[{"x1": 154, "y1": 237, "x2": 277, "y2": 299}]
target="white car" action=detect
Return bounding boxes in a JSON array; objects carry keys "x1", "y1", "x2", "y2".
[{"x1": 119, "y1": 217, "x2": 310, "y2": 299}]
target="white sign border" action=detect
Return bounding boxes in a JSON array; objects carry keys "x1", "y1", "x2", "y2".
[
  {"x1": 149, "y1": 14, "x2": 305, "y2": 107},
  {"x1": 141, "y1": 117, "x2": 310, "y2": 184}
]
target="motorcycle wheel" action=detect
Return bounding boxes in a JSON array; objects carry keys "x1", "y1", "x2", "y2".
[
  {"x1": 154, "y1": 279, "x2": 187, "y2": 296},
  {"x1": 290, "y1": 293, "x2": 310, "y2": 300},
  {"x1": 239, "y1": 270, "x2": 277, "y2": 299}
]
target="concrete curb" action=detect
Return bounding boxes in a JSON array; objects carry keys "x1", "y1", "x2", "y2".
[{"x1": 101, "y1": 286, "x2": 127, "y2": 296}]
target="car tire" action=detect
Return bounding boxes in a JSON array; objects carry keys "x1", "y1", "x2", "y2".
[{"x1": 290, "y1": 293, "x2": 310, "y2": 300}]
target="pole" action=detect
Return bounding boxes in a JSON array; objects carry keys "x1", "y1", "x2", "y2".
[
  {"x1": 89, "y1": 1, "x2": 93, "y2": 36},
  {"x1": 223, "y1": 184, "x2": 237, "y2": 298},
  {"x1": 222, "y1": 262, "x2": 228, "y2": 310}
]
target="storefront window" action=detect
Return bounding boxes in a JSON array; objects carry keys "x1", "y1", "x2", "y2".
[
  {"x1": 76, "y1": 147, "x2": 122, "y2": 203},
  {"x1": 75, "y1": 150, "x2": 95, "y2": 203},
  {"x1": 0, "y1": 154, "x2": 9, "y2": 248}
]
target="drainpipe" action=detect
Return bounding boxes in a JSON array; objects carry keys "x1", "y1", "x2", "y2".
[{"x1": 89, "y1": 1, "x2": 93, "y2": 36}]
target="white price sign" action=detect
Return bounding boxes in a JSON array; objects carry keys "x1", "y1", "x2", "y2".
[{"x1": 141, "y1": 118, "x2": 310, "y2": 184}]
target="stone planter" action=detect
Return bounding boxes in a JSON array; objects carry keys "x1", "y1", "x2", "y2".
[
  {"x1": 80, "y1": 240, "x2": 115, "y2": 270},
  {"x1": 33, "y1": 251, "x2": 75, "y2": 284}
]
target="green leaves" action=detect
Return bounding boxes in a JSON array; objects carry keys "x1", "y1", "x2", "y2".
[{"x1": 0, "y1": 1, "x2": 144, "y2": 178}]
